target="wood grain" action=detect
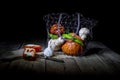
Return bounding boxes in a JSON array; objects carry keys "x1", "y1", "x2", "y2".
[{"x1": 0, "y1": 40, "x2": 120, "y2": 77}]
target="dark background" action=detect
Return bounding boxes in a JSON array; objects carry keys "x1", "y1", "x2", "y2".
[{"x1": 0, "y1": 1, "x2": 119, "y2": 53}]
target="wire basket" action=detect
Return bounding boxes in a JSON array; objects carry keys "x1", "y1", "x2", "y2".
[{"x1": 43, "y1": 12, "x2": 97, "y2": 56}]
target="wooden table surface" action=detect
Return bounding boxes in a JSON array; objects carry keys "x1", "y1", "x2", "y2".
[{"x1": 0, "y1": 39, "x2": 120, "y2": 79}]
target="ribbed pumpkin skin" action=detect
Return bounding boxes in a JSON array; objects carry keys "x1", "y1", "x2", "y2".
[
  {"x1": 50, "y1": 24, "x2": 64, "y2": 35},
  {"x1": 69, "y1": 33, "x2": 83, "y2": 41},
  {"x1": 61, "y1": 40, "x2": 83, "y2": 56}
]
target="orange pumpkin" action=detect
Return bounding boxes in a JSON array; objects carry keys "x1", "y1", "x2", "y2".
[
  {"x1": 61, "y1": 33, "x2": 84, "y2": 56},
  {"x1": 61, "y1": 40, "x2": 83, "y2": 56},
  {"x1": 50, "y1": 24, "x2": 64, "y2": 35},
  {"x1": 69, "y1": 33, "x2": 83, "y2": 41}
]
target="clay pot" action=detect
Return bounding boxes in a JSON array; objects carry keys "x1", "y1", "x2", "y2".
[
  {"x1": 23, "y1": 44, "x2": 42, "y2": 61},
  {"x1": 23, "y1": 48, "x2": 36, "y2": 61},
  {"x1": 24, "y1": 44, "x2": 42, "y2": 52}
]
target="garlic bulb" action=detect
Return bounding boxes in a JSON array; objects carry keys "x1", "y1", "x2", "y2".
[
  {"x1": 43, "y1": 37, "x2": 64, "y2": 57},
  {"x1": 43, "y1": 46, "x2": 53, "y2": 57},
  {"x1": 48, "y1": 37, "x2": 64, "y2": 51},
  {"x1": 79, "y1": 28, "x2": 90, "y2": 40}
]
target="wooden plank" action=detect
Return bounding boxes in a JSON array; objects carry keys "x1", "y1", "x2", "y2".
[
  {"x1": 8, "y1": 59, "x2": 22, "y2": 72},
  {"x1": 74, "y1": 52, "x2": 118, "y2": 76},
  {"x1": 11, "y1": 48, "x2": 24, "y2": 57},
  {"x1": 45, "y1": 59, "x2": 64, "y2": 75},
  {"x1": 32, "y1": 58, "x2": 45, "y2": 74},
  {"x1": 86, "y1": 54, "x2": 114, "y2": 75},
  {"x1": 63, "y1": 58, "x2": 81, "y2": 75},
  {"x1": 87, "y1": 41, "x2": 108, "y2": 49},
  {"x1": 0, "y1": 61, "x2": 10, "y2": 72},
  {"x1": 8, "y1": 39, "x2": 25, "y2": 50},
  {"x1": 98, "y1": 50, "x2": 120, "y2": 75},
  {"x1": 0, "y1": 40, "x2": 24, "y2": 58},
  {"x1": 94, "y1": 54, "x2": 116, "y2": 75},
  {"x1": 0, "y1": 48, "x2": 23, "y2": 59},
  {"x1": 73, "y1": 56, "x2": 96, "y2": 75},
  {"x1": 0, "y1": 40, "x2": 24, "y2": 51},
  {"x1": 52, "y1": 52, "x2": 73, "y2": 59},
  {"x1": 104, "y1": 49, "x2": 120, "y2": 61},
  {"x1": 8, "y1": 59, "x2": 33, "y2": 74},
  {"x1": 0, "y1": 50, "x2": 15, "y2": 58},
  {"x1": 17, "y1": 59, "x2": 33, "y2": 73},
  {"x1": 0, "y1": 46, "x2": 14, "y2": 58}
]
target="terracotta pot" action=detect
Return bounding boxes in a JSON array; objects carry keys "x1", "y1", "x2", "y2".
[
  {"x1": 24, "y1": 44, "x2": 42, "y2": 52},
  {"x1": 23, "y1": 48, "x2": 36, "y2": 61}
]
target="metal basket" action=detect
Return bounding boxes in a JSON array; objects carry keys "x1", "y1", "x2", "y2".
[{"x1": 43, "y1": 12, "x2": 97, "y2": 55}]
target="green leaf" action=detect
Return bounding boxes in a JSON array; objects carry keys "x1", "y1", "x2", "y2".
[
  {"x1": 62, "y1": 33, "x2": 84, "y2": 46},
  {"x1": 74, "y1": 38, "x2": 84, "y2": 46},
  {"x1": 49, "y1": 34, "x2": 58, "y2": 39},
  {"x1": 62, "y1": 34, "x2": 73, "y2": 39}
]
